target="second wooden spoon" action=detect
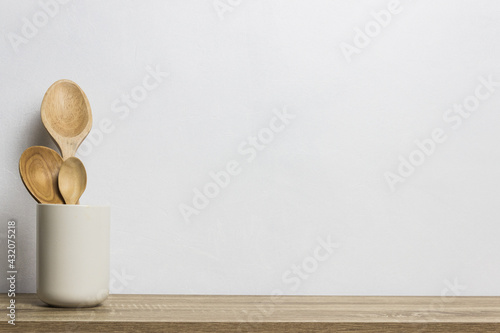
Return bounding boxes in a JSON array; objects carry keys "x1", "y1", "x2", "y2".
[
  {"x1": 19, "y1": 146, "x2": 64, "y2": 204},
  {"x1": 58, "y1": 157, "x2": 87, "y2": 205}
]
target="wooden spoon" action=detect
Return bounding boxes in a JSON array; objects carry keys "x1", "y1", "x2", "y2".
[
  {"x1": 41, "y1": 79, "x2": 92, "y2": 160},
  {"x1": 58, "y1": 157, "x2": 87, "y2": 205},
  {"x1": 19, "y1": 146, "x2": 64, "y2": 204}
]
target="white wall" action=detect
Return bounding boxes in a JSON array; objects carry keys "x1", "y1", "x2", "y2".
[{"x1": 1, "y1": 0, "x2": 500, "y2": 295}]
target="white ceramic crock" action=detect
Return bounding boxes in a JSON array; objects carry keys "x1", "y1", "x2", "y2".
[{"x1": 36, "y1": 204, "x2": 110, "y2": 307}]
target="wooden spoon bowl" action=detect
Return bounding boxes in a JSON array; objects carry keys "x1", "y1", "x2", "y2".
[
  {"x1": 19, "y1": 146, "x2": 64, "y2": 204},
  {"x1": 58, "y1": 157, "x2": 87, "y2": 205},
  {"x1": 41, "y1": 80, "x2": 92, "y2": 160}
]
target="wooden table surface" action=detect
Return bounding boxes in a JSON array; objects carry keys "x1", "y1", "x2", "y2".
[{"x1": 2, "y1": 294, "x2": 499, "y2": 332}]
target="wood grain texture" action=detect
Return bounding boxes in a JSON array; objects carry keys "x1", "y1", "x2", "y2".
[
  {"x1": 2, "y1": 294, "x2": 499, "y2": 332},
  {"x1": 41, "y1": 79, "x2": 92, "y2": 160},
  {"x1": 58, "y1": 156, "x2": 87, "y2": 204},
  {"x1": 18, "y1": 146, "x2": 64, "y2": 204}
]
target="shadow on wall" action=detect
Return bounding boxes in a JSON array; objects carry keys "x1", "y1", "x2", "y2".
[
  {"x1": 25, "y1": 108, "x2": 59, "y2": 152},
  {"x1": 6, "y1": 110, "x2": 59, "y2": 224},
  {"x1": 0, "y1": 107, "x2": 60, "y2": 291}
]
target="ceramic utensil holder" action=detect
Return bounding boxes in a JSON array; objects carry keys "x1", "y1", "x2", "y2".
[{"x1": 36, "y1": 204, "x2": 110, "y2": 307}]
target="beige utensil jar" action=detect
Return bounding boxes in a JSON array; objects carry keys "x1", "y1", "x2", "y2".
[{"x1": 36, "y1": 204, "x2": 110, "y2": 307}]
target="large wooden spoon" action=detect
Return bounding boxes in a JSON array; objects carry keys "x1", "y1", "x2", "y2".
[
  {"x1": 41, "y1": 79, "x2": 92, "y2": 160},
  {"x1": 58, "y1": 157, "x2": 87, "y2": 205},
  {"x1": 19, "y1": 146, "x2": 64, "y2": 204}
]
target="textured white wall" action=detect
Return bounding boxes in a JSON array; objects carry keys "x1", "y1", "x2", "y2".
[{"x1": 1, "y1": 0, "x2": 500, "y2": 296}]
